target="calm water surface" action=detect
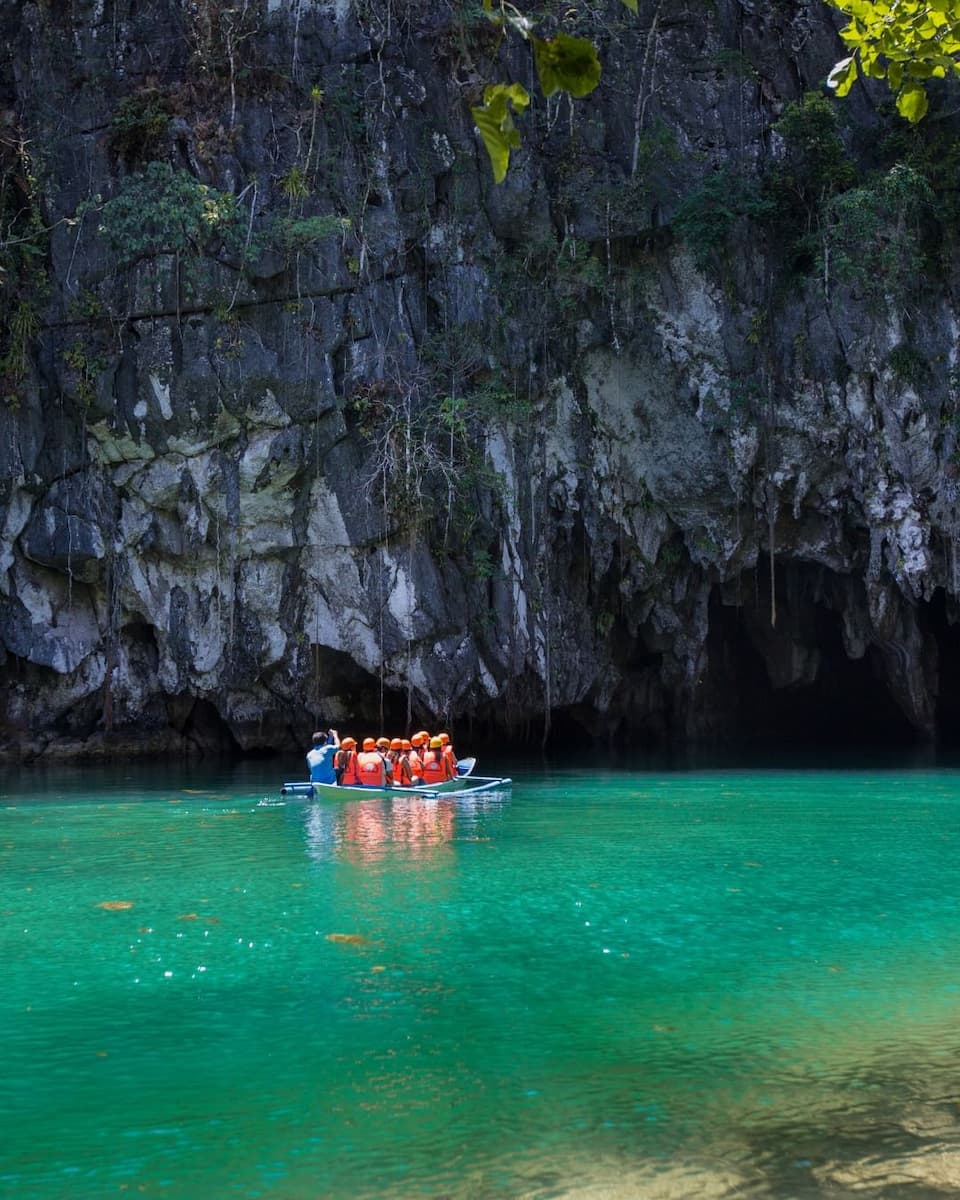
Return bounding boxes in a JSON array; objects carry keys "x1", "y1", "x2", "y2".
[{"x1": 3, "y1": 760, "x2": 960, "y2": 1198}]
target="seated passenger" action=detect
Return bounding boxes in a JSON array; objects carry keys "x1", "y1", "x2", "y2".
[
  {"x1": 335, "y1": 736, "x2": 359, "y2": 785},
  {"x1": 358, "y1": 737, "x2": 390, "y2": 787},
  {"x1": 438, "y1": 732, "x2": 458, "y2": 774},
  {"x1": 390, "y1": 737, "x2": 414, "y2": 786},
  {"x1": 421, "y1": 736, "x2": 455, "y2": 784},
  {"x1": 402, "y1": 738, "x2": 423, "y2": 785}
]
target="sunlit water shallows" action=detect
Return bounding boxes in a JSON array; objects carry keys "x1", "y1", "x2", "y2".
[{"x1": 5, "y1": 762, "x2": 960, "y2": 1198}]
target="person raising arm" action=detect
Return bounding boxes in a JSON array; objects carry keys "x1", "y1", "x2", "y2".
[{"x1": 306, "y1": 729, "x2": 340, "y2": 785}]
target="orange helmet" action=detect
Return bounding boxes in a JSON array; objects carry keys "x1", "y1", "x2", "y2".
[
  {"x1": 402, "y1": 739, "x2": 412, "y2": 751},
  {"x1": 390, "y1": 738, "x2": 403, "y2": 750},
  {"x1": 429, "y1": 736, "x2": 442, "y2": 749},
  {"x1": 362, "y1": 737, "x2": 376, "y2": 751},
  {"x1": 341, "y1": 736, "x2": 357, "y2": 749},
  {"x1": 414, "y1": 730, "x2": 430, "y2": 743},
  {"x1": 438, "y1": 733, "x2": 450, "y2": 744},
  {"x1": 376, "y1": 737, "x2": 390, "y2": 750}
]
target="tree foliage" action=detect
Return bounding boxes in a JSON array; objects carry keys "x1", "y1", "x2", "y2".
[
  {"x1": 472, "y1": 0, "x2": 634, "y2": 183},
  {"x1": 98, "y1": 162, "x2": 250, "y2": 269},
  {"x1": 475, "y1": 2, "x2": 960, "y2": 183},
  {"x1": 825, "y1": 0, "x2": 960, "y2": 122}
]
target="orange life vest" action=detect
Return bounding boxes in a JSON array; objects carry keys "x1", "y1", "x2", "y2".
[
  {"x1": 357, "y1": 750, "x2": 386, "y2": 786},
  {"x1": 409, "y1": 749, "x2": 423, "y2": 775},
  {"x1": 421, "y1": 749, "x2": 452, "y2": 784},
  {"x1": 392, "y1": 753, "x2": 414, "y2": 787},
  {"x1": 442, "y1": 745, "x2": 457, "y2": 773},
  {"x1": 336, "y1": 747, "x2": 360, "y2": 786}
]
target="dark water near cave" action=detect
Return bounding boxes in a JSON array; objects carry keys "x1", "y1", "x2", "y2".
[{"x1": 4, "y1": 758, "x2": 960, "y2": 1198}]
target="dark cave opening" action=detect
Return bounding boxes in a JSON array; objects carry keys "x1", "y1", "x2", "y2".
[
  {"x1": 124, "y1": 619, "x2": 159, "y2": 673},
  {"x1": 920, "y1": 588, "x2": 960, "y2": 747},
  {"x1": 176, "y1": 698, "x2": 244, "y2": 755},
  {"x1": 705, "y1": 580, "x2": 919, "y2": 750}
]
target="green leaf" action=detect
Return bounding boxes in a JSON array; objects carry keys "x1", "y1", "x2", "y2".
[
  {"x1": 620, "y1": 0, "x2": 638, "y2": 10},
  {"x1": 472, "y1": 82, "x2": 530, "y2": 184},
  {"x1": 825, "y1": 0, "x2": 960, "y2": 123},
  {"x1": 887, "y1": 60, "x2": 903, "y2": 90},
  {"x1": 897, "y1": 80, "x2": 929, "y2": 121},
  {"x1": 532, "y1": 33, "x2": 602, "y2": 99},
  {"x1": 827, "y1": 54, "x2": 859, "y2": 96}
]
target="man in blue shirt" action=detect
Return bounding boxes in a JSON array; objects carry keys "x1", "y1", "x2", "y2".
[{"x1": 306, "y1": 729, "x2": 340, "y2": 784}]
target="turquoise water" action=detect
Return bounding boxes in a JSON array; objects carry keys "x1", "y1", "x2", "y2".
[{"x1": 4, "y1": 761, "x2": 960, "y2": 1198}]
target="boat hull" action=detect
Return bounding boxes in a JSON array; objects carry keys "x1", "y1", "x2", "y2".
[{"x1": 280, "y1": 776, "x2": 510, "y2": 800}]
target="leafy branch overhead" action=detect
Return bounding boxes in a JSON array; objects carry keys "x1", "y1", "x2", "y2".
[
  {"x1": 472, "y1": 0, "x2": 635, "y2": 183},
  {"x1": 825, "y1": 0, "x2": 960, "y2": 122},
  {"x1": 474, "y1": 1, "x2": 960, "y2": 184}
]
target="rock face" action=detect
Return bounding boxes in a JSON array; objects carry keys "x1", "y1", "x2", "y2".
[{"x1": 2, "y1": 0, "x2": 960, "y2": 759}]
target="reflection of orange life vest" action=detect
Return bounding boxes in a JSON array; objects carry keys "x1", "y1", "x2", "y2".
[
  {"x1": 421, "y1": 750, "x2": 451, "y2": 784},
  {"x1": 336, "y1": 748, "x2": 360, "y2": 785},
  {"x1": 357, "y1": 751, "x2": 386, "y2": 786}
]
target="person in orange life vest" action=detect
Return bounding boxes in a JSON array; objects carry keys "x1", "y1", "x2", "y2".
[
  {"x1": 421, "y1": 736, "x2": 454, "y2": 784},
  {"x1": 407, "y1": 734, "x2": 426, "y2": 782},
  {"x1": 389, "y1": 738, "x2": 414, "y2": 787},
  {"x1": 401, "y1": 738, "x2": 424, "y2": 785},
  {"x1": 386, "y1": 729, "x2": 405, "y2": 787},
  {"x1": 335, "y1": 736, "x2": 360, "y2": 785},
  {"x1": 437, "y1": 732, "x2": 458, "y2": 775},
  {"x1": 375, "y1": 737, "x2": 395, "y2": 785},
  {"x1": 358, "y1": 737, "x2": 391, "y2": 787},
  {"x1": 411, "y1": 732, "x2": 431, "y2": 777}
]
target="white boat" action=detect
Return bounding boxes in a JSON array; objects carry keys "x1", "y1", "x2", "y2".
[{"x1": 280, "y1": 756, "x2": 511, "y2": 800}]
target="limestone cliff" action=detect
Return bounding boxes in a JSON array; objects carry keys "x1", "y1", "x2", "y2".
[{"x1": 2, "y1": 0, "x2": 959, "y2": 759}]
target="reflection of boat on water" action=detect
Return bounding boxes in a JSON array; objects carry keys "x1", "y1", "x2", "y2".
[
  {"x1": 281, "y1": 757, "x2": 511, "y2": 801},
  {"x1": 283, "y1": 775, "x2": 511, "y2": 800},
  {"x1": 302, "y1": 795, "x2": 459, "y2": 864},
  {"x1": 301, "y1": 783, "x2": 510, "y2": 865}
]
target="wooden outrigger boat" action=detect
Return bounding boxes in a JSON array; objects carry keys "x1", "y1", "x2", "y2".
[{"x1": 280, "y1": 757, "x2": 511, "y2": 801}]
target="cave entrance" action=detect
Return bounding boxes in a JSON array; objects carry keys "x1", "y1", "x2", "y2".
[
  {"x1": 177, "y1": 698, "x2": 243, "y2": 756},
  {"x1": 704, "y1": 569, "x2": 918, "y2": 751},
  {"x1": 919, "y1": 588, "x2": 960, "y2": 747},
  {"x1": 307, "y1": 644, "x2": 411, "y2": 734}
]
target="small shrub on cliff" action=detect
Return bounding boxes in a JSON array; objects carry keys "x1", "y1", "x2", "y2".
[
  {"x1": 109, "y1": 92, "x2": 170, "y2": 166},
  {"x1": 0, "y1": 130, "x2": 48, "y2": 401},
  {"x1": 819, "y1": 163, "x2": 933, "y2": 303},
  {"x1": 763, "y1": 92, "x2": 857, "y2": 272},
  {"x1": 673, "y1": 169, "x2": 772, "y2": 269},
  {"x1": 271, "y1": 213, "x2": 351, "y2": 255},
  {"x1": 1, "y1": 300, "x2": 40, "y2": 398},
  {"x1": 98, "y1": 162, "x2": 252, "y2": 271},
  {"x1": 885, "y1": 342, "x2": 931, "y2": 389},
  {"x1": 349, "y1": 369, "x2": 512, "y2": 550},
  {"x1": 878, "y1": 118, "x2": 960, "y2": 246}
]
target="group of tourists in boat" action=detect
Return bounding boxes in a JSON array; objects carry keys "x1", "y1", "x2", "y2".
[{"x1": 306, "y1": 729, "x2": 459, "y2": 789}]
